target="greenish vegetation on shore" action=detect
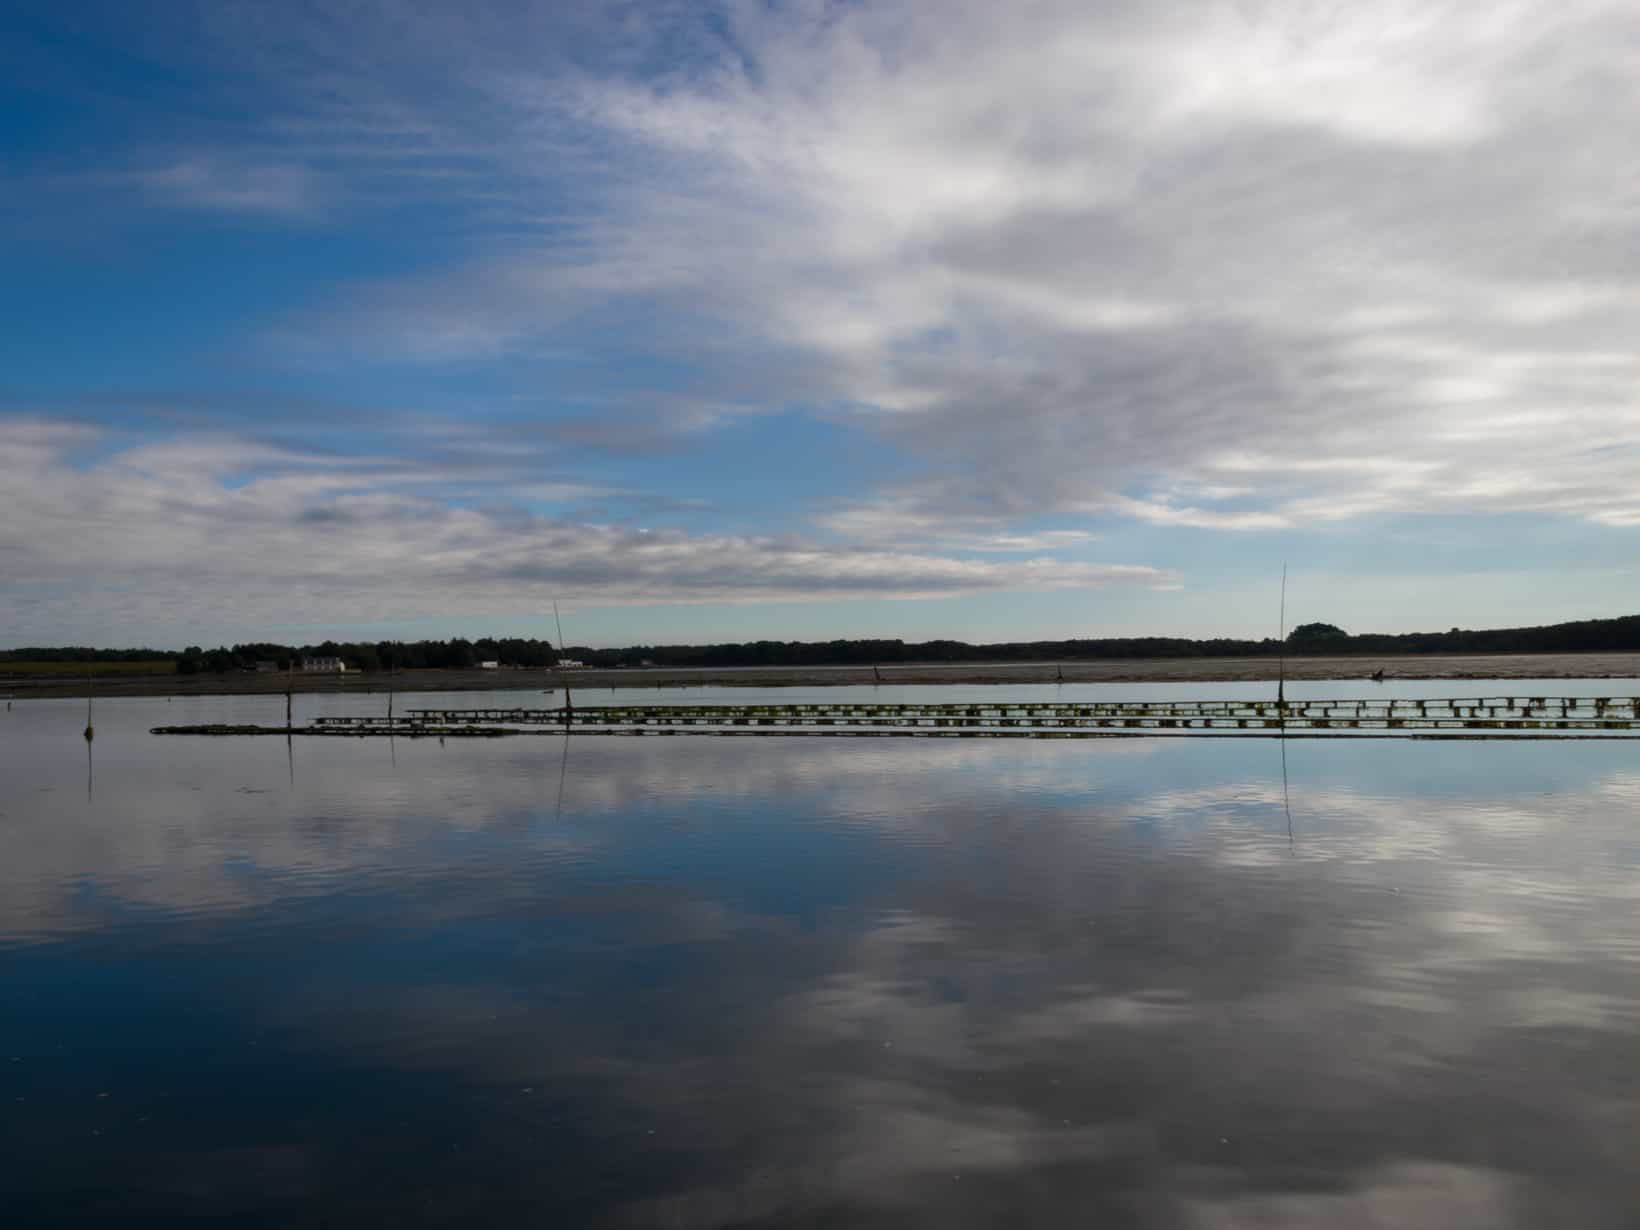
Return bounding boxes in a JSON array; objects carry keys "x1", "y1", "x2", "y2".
[{"x1": 0, "y1": 659, "x2": 176, "y2": 677}]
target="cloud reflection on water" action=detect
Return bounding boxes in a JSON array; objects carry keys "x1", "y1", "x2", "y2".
[{"x1": 4, "y1": 701, "x2": 1640, "y2": 1225}]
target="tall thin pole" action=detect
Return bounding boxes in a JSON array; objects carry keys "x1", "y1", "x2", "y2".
[
  {"x1": 83, "y1": 666, "x2": 94, "y2": 742},
  {"x1": 554, "y1": 601, "x2": 572, "y2": 716},
  {"x1": 1277, "y1": 563, "x2": 1288, "y2": 710}
]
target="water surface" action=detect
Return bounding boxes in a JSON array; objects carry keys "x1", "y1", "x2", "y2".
[{"x1": 4, "y1": 689, "x2": 1640, "y2": 1226}]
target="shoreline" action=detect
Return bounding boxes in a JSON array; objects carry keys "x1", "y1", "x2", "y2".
[{"x1": 11, "y1": 651, "x2": 1640, "y2": 700}]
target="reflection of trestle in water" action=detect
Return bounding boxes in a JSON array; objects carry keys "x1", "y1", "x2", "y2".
[{"x1": 152, "y1": 695, "x2": 1640, "y2": 739}]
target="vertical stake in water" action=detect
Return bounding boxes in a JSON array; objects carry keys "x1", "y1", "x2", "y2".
[{"x1": 83, "y1": 666, "x2": 94, "y2": 742}]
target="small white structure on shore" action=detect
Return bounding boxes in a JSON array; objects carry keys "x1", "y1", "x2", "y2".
[
  {"x1": 301, "y1": 656, "x2": 347, "y2": 673},
  {"x1": 556, "y1": 659, "x2": 586, "y2": 669},
  {"x1": 478, "y1": 660, "x2": 500, "y2": 670}
]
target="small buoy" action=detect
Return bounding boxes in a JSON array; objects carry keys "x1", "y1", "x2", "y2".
[{"x1": 83, "y1": 726, "x2": 94, "y2": 742}]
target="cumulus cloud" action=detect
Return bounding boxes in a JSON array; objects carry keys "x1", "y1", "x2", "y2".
[
  {"x1": 0, "y1": 417, "x2": 1169, "y2": 643},
  {"x1": 246, "y1": 0, "x2": 1640, "y2": 535}
]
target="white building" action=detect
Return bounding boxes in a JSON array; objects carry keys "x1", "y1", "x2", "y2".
[
  {"x1": 555, "y1": 659, "x2": 586, "y2": 669},
  {"x1": 478, "y1": 660, "x2": 500, "y2": 670},
  {"x1": 301, "y1": 656, "x2": 347, "y2": 673}
]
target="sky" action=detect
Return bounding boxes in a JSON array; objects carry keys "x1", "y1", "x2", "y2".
[{"x1": 4, "y1": 0, "x2": 1640, "y2": 650}]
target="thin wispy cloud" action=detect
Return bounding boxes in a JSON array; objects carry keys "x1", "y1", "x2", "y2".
[
  {"x1": 0, "y1": 418, "x2": 1169, "y2": 643},
  {"x1": 134, "y1": 155, "x2": 324, "y2": 216}
]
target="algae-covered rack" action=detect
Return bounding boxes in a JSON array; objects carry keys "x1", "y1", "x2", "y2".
[{"x1": 153, "y1": 696, "x2": 1640, "y2": 739}]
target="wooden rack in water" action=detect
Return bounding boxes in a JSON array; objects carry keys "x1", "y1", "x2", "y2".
[{"x1": 152, "y1": 696, "x2": 1640, "y2": 739}]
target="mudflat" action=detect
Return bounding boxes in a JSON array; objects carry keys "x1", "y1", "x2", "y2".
[{"x1": 10, "y1": 652, "x2": 1640, "y2": 700}]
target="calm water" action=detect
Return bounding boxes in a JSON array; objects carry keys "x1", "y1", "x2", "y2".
[{"x1": 6, "y1": 687, "x2": 1640, "y2": 1226}]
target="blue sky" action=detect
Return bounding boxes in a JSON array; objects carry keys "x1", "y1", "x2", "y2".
[{"x1": 4, "y1": 0, "x2": 1640, "y2": 649}]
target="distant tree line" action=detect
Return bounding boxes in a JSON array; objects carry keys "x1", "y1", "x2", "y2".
[
  {"x1": 0, "y1": 646, "x2": 172, "y2": 662},
  {"x1": 502, "y1": 612, "x2": 1640, "y2": 667},
  {"x1": 591, "y1": 613, "x2": 1640, "y2": 665},
  {"x1": 166, "y1": 637, "x2": 563, "y2": 675},
  {"x1": 562, "y1": 636, "x2": 1288, "y2": 668},
  {"x1": 1280, "y1": 614, "x2": 1640, "y2": 656},
  {"x1": 12, "y1": 611, "x2": 1640, "y2": 673}
]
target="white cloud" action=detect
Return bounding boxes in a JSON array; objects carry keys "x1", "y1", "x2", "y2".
[{"x1": 280, "y1": 0, "x2": 1639, "y2": 537}]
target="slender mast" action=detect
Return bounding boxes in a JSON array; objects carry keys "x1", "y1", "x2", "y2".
[
  {"x1": 1277, "y1": 563, "x2": 1288, "y2": 710},
  {"x1": 554, "y1": 600, "x2": 572, "y2": 715}
]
